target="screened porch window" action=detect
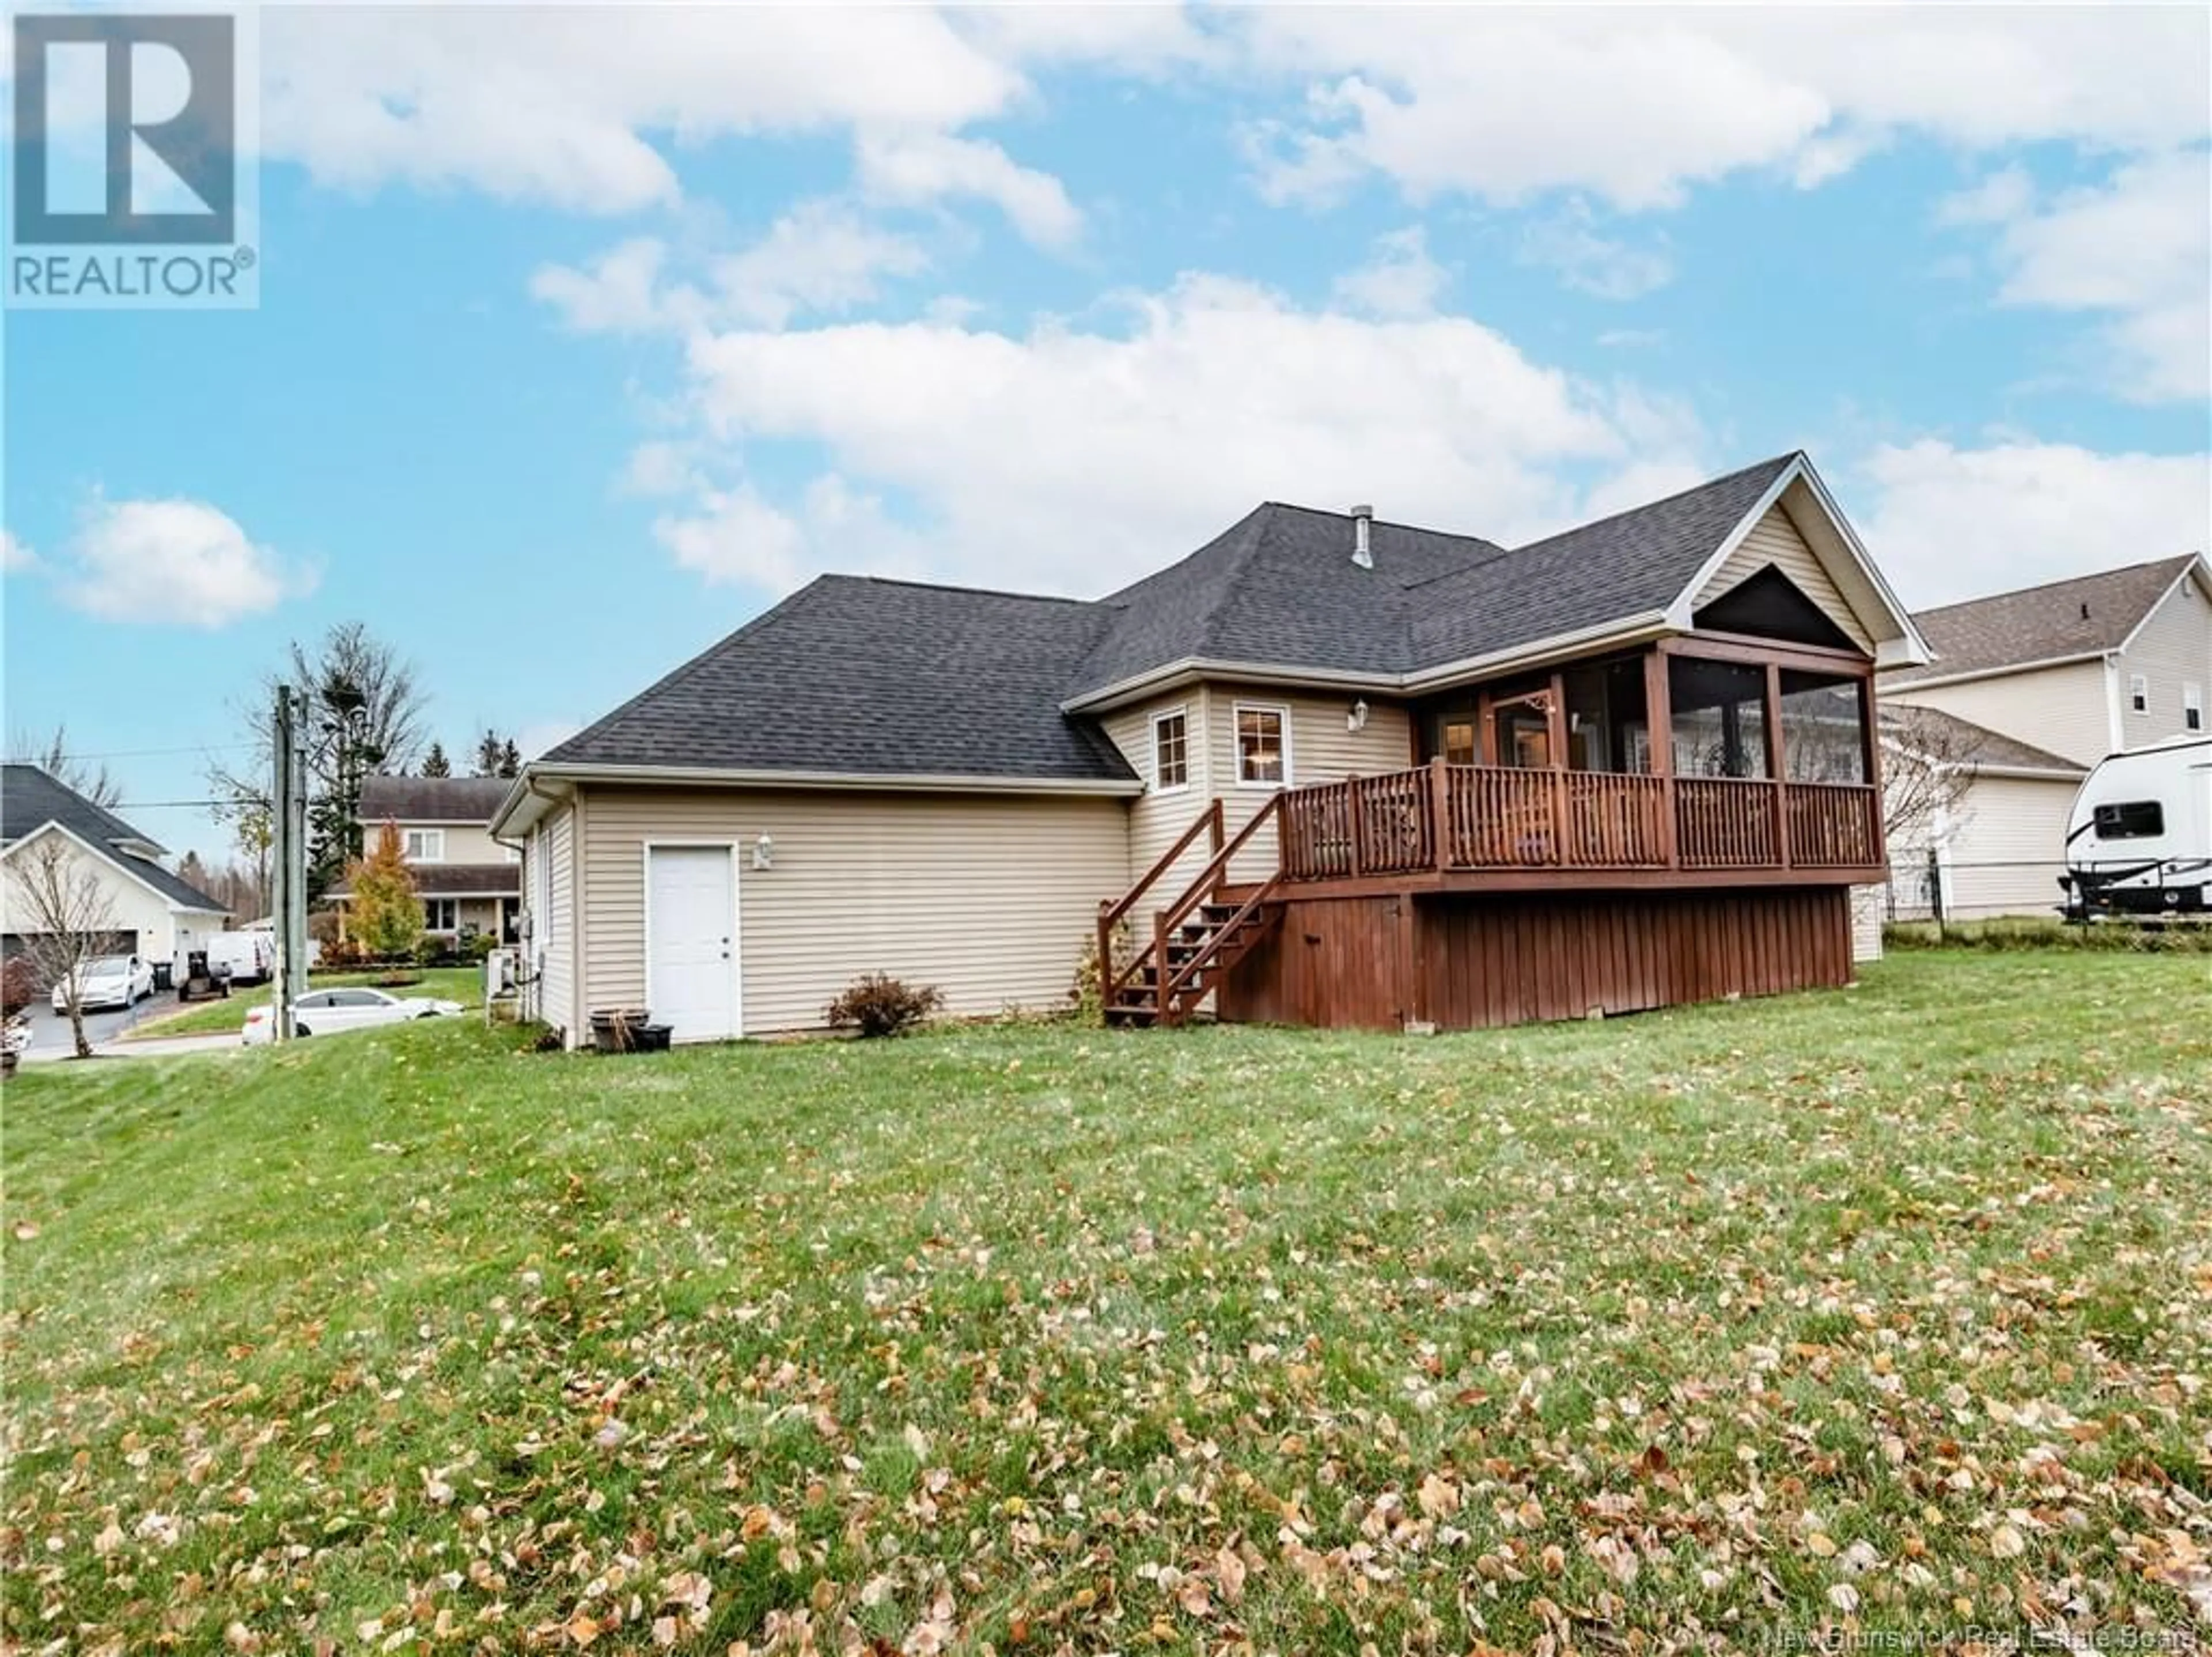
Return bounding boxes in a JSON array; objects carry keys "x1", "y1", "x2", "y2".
[{"x1": 1668, "y1": 657, "x2": 1769, "y2": 779}]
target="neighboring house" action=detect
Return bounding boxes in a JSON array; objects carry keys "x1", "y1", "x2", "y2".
[
  {"x1": 498, "y1": 451, "x2": 1930, "y2": 1047},
  {"x1": 0, "y1": 764, "x2": 229, "y2": 980},
  {"x1": 1881, "y1": 554, "x2": 2211, "y2": 918},
  {"x1": 1878, "y1": 706, "x2": 2088, "y2": 922},
  {"x1": 331, "y1": 775, "x2": 521, "y2": 943}
]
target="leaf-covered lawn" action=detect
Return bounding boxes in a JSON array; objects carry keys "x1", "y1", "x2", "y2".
[
  {"x1": 3, "y1": 951, "x2": 2207, "y2": 1654},
  {"x1": 120, "y1": 967, "x2": 486, "y2": 1041}
]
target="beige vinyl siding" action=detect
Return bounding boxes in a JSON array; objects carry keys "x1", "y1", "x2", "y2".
[
  {"x1": 1938, "y1": 774, "x2": 2080, "y2": 920},
  {"x1": 577, "y1": 786, "x2": 1131, "y2": 1036},
  {"x1": 395, "y1": 822, "x2": 510, "y2": 865},
  {"x1": 2115, "y1": 574, "x2": 2212, "y2": 749},
  {"x1": 1204, "y1": 683, "x2": 1415, "y2": 882},
  {"x1": 1849, "y1": 886, "x2": 1884, "y2": 963},
  {"x1": 1695, "y1": 505, "x2": 1876, "y2": 651},
  {"x1": 1100, "y1": 694, "x2": 1217, "y2": 915},
  {"x1": 1885, "y1": 658, "x2": 2113, "y2": 767},
  {"x1": 532, "y1": 808, "x2": 576, "y2": 1041}
]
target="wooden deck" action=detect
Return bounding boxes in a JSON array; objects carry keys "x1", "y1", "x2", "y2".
[{"x1": 1275, "y1": 760, "x2": 1884, "y2": 892}]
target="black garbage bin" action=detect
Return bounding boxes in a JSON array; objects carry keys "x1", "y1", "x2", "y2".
[{"x1": 152, "y1": 962, "x2": 173, "y2": 993}]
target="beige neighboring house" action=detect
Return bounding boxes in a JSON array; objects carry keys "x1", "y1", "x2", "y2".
[
  {"x1": 333, "y1": 775, "x2": 521, "y2": 942},
  {"x1": 496, "y1": 451, "x2": 1931, "y2": 1047},
  {"x1": 1880, "y1": 553, "x2": 2211, "y2": 920},
  {"x1": 1, "y1": 764, "x2": 229, "y2": 979}
]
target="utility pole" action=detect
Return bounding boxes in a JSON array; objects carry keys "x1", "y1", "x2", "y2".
[{"x1": 271, "y1": 686, "x2": 311, "y2": 1039}]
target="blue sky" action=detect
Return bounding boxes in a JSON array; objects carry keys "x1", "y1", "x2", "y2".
[{"x1": 4, "y1": 5, "x2": 2208, "y2": 860}]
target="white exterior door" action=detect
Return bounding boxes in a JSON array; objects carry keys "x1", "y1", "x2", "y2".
[{"x1": 647, "y1": 846, "x2": 737, "y2": 1042}]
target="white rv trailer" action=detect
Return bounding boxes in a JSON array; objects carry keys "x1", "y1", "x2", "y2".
[{"x1": 2059, "y1": 735, "x2": 2211, "y2": 919}]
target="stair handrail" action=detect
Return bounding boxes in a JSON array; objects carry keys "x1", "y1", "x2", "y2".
[
  {"x1": 1160, "y1": 873, "x2": 1282, "y2": 1008},
  {"x1": 1147, "y1": 790, "x2": 1286, "y2": 963},
  {"x1": 1098, "y1": 798, "x2": 1223, "y2": 1007}
]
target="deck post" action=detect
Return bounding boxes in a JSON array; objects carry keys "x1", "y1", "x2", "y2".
[
  {"x1": 1857, "y1": 671, "x2": 1885, "y2": 864},
  {"x1": 1546, "y1": 674, "x2": 1569, "y2": 864},
  {"x1": 1349, "y1": 775, "x2": 1367, "y2": 877},
  {"x1": 1764, "y1": 661, "x2": 1791, "y2": 869},
  {"x1": 1643, "y1": 648, "x2": 1677, "y2": 869},
  {"x1": 1096, "y1": 902, "x2": 1114, "y2": 1020},
  {"x1": 1475, "y1": 688, "x2": 1495, "y2": 767},
  {"x1": 1429, "y1": 755, "x2": 1450, "y2": 872},
  {"x1": 1154, "y1": 907, "x2": 1173, "y2": 1028}
]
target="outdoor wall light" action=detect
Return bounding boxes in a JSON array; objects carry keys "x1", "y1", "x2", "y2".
[
  {"x1": 752, "y1": 834, "x2": 775, "y2": 871},
  {"x1": 1347, "y1": 698, "x2": 1370, "y2": 732}
]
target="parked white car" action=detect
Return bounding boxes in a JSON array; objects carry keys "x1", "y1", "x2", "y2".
[
  {"x1": 50, "y1": 955, "x2": 155, "y2": 1012},
  {"x1": 241, "y1": 986, "x2": 463, "y2": 1045}
]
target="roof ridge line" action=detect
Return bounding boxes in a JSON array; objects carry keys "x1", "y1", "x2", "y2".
[
  {"x1": 1504, "y1": 451, "x2": 1801, "y2": 557},
  {"x1": 830, "y1": 572, "x2": 1103, "y2": 607},
  {"x1": 1910, "y1": 551, "x2": 2202, "y2": 617}
]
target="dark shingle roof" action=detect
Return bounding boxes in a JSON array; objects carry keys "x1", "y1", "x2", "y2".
[
  {"x1": 1069, "y1": 505, "x2": 1503, "y2": 696},
  {"x1": 329, "y1": 861, "x2": 520, "y2": 899},
  {"x1": 543, "y1": 576, "x2": 1140, "y2": 782},
  {"x1": 1407, "y1": 455, "x2": 1798, "y2": 664},
  {"x1": 1888, "y1": 554, "x2": 2202, "y2": 683},
  {"x1": 545, "y1": 453, "x2": 1839, "y2": 785},
  {"x1": 1880, "y1": 705, "x2": 2085, "y2": 775},
  {"x1": 360, "y1": 775, "x2": 513, "y2": 824},
  {"x1": 1, "y1": 763, "x2": 228, "y2": 912}
]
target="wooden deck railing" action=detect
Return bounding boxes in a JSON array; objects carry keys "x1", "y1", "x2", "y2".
[{"x1": 1277, "y1": 761, "x2": 1880, "y2": 882}]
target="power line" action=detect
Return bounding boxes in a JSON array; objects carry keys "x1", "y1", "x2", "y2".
[{"x1": 6, "y1": 740, "x2": 262, "y2": 762}]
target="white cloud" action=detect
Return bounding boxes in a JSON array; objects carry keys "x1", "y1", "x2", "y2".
[
  {"x1": 649, "y1": 271, "x2": 1703, "y2": 595},
  {"x1": 1234, "y1": 8, "x2": 2209, "y2": 210},
  {"x1": 1855, "y1": 439, "x2": 2212, "y2": 606},
  {"x1": 531, "y1": 238, "x2": 697, "y2": 335},
  {"x1": 533, "y1": 203, "x2": 931, "y2": 336},
  {"x1": 1, "y1": 531, "x2": 35, "y2": 574},
  {"x1": 1976, "y1": 151, "x2": 2211, "y2": 402},
  {"x1": 1332, "y1": 226, "x2": 1448, "y2": 318},
  {"x1": 1936, "y1": 165, "x2": 2035, "y2": 228},
  {"x1": 56, "y1": 499, "x2": 315, "y2": 626},
  {"x1": 261, "y1": 8, "x2": 1030, "y2": 213},
  {"x1": 712, "y1": 201, "x2": 932, "y2": 326},
  {"x1": 855, "y1": 132, "x2": 1083, "y2": 249},
  {"x1": 1517, "y1": 202, "x2": 1673, "y2": 300}
]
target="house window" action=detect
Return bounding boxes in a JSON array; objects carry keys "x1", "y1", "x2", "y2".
[
  {"x1": 2093, "y1": 801, "x2": 2163, "y2": 840},
  {"x1": 2186, "y1": 683, "x2": 2203, "y2": 732},
  {"x1": 403, "y1": 828, "x2": 446, "y2": 862},
  {"x1": 423, "y1": 897, "x2": 460, "y2": 932},
  {"x1": 1442, "y1": 717, "x2": 1478, "y2": 766},
  {"x1": 2128, "y1": 673, "x2": 2148, "y2": 714},
  {"x1": 1151, "y1": 708, "x2": 1190, "y2": 792},
  {"x1": 1234, "y1": 703, "x2": 1290, "y2": 786}
]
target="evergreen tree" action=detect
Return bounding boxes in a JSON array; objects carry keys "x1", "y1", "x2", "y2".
[
  {"x1": 347, "y1": 822, "x2": 424, "y2": 963},
  {"x1": 498, "y1": 738, "x2": 521, "y2": 778},
  {"x1": 473, "y1": 731, "x2": 506, "y2": 777},
  {"x1": 421, "y1": 741, "x2": 452, "y2": 778}
]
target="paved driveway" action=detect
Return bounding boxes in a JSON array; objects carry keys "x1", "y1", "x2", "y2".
[{"x1": 12, "y1": 990, "x2": 247, "y2": 1063}]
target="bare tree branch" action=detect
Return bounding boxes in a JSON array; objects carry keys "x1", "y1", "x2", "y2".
[
  {"x1": 6, "y1": 724, "x2": 122, "y2": 808},
  {"x1": 6, "y1": 835, "x2": 122, "y2": 1059}
]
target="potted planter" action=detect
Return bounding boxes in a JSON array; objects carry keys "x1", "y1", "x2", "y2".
[{"x1": 590, "y1": 1007, "x2": 652, "y2": 1053}]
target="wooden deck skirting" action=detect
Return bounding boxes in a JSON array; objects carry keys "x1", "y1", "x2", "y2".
[
  {"x1": 1277, "y1": 759, "x2": 1883, "y2": 887},
  {"x1": 1216, "y1": 886, "x2": 1856, "y2": 1031}
]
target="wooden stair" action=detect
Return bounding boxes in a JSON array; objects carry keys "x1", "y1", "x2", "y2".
[
  {"x1": 1105, "y1": 894, "x2": 1282, "y2": 1027},
  {"x1": 1097, "y1": 794, "x2": 1287, "y2": 1029}
]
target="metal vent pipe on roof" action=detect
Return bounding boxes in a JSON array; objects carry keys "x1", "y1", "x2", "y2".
[{"x1": 1350, "y1": 504, "x2": 1374, "y2": 569}]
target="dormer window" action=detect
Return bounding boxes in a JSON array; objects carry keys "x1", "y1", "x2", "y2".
[{"x1": 403, "y1": 828, "x2": 445, "y2": 862}]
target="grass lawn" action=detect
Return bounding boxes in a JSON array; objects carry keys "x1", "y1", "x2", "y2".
[
  {"x1": 120, "y1": 966, "x2": 486, "y2": 1040},
  {"x1": 3, "y1": 952, "x2": 2207, "y2": 1653}
]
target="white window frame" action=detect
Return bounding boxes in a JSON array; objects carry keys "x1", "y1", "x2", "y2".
[
  {"x1": 2128, "y1": 672, "x2": 2149, "y2": 714},
  {"x1": 403, "y1": 827, "x2": 446, "y2": 862},
  {"x1": 422, "y1": 896, "x2": 460, "y2": 932},
  {"x1": 2187, "y1": 682, "x2": 2204, "y2": 732},
  {"x1": 1149, "y1": 704, "x2": 1192, "y2": 795},
  {"x1": 1233, "y1": 701, "x2": 1294, "y2": 789}
]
